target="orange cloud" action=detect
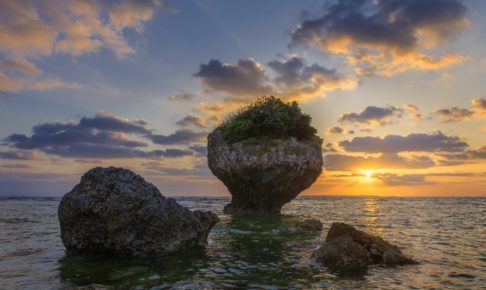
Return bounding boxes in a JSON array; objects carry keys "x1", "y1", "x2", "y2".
[
  {"x1": 291, "y1": 0, "x2": 469, "y2": 77},
  {"x1": 0, "y1": 0, "x2": 167, "y2": 93}
]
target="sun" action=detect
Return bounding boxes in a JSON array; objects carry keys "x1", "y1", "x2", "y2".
[{"x1": 364, "y1": 170, "x2": 374, "y2": 178}]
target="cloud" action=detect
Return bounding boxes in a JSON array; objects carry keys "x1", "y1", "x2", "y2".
[
  {"x1": 326, "y1": 126, "x2": 344, "y2": 135},
  {"x1": 472, "y1": 97, "x2": 486, "y2": 117},
  {"x1": 324, "y1": 153, "x2": 435, "y2": 171},
  {"x1": 431, "y1": 97, "x2": 486, "y2": 122},
  {"x1": 196, "y1": 102, "x2": 226, "y2": 114},
  {"x1": 291, "y1": 0, "x2": 468, "y2": 76},
  {"x1": 79, "y1": 112, "x2": 152, "y2": 134},
  {"x1": 0, "y1": 0, "x2": 167, "y2": 94},
  {"x1": 194, "y1": 58, "x2": 272, "y2": 98},
  {"x1": 167, "y1": 92, "x2": 196, "y2": 101},
  {"x1": 148, "y1": 129, "x2": 207, "y2": 145},
  {"x1": 32, "y1": 78, "x2": 81, "y2": 90},
  {"x1": 374, "y1": 173, "x2": 432, "y2": 186},
  {"x1": 468, "y1": 147, "x2": 486, "y2": 159},
  {"x1": 338, "y1": 105, "x2": 403, "y2": 126},
  {"x1": 0, "y1": 150, "x2": 42, "y2": 160},
  {"x1": 339, "y1": 132, "x2": 468, "y2": 153},
  {"x1": 431, "y1": 107, "x2": 474, "y2": 122},
  {"x1": 3, "y1": 112, "x2": 193, "y2": 159},
  {"x1": 176, "y1": 115, "x2": 206, "y2": 129},
  {"x1": 373, "y1": 172, "x2": 484, "y2": 186},
  {"x1": 190, "y1": 145, "x2": 207, "y2": 156},
  {"x1": 107, "y1": 0, "x2": 164, "y2": 30},
  {"x1": 0, "y1": 171, "x2": 76, "y2": 196},
  {"x1": 0, "y1": 57, "x2": 40, "y2": 75},
  {"x1": 144, "y1": 160, "x2": 212, "y2": 177},
  {"x1": 267, "y1": 55, "x2": 357, "y2": 101},
  {"x1": 404, "y1": 104, "x2": 422, "y2": 120},
  {"x1": 322, "y1": 142, "x2": 338, "y2": 153},
  {"x1": 194, "y1": 55, "x2": 357, "y2": 103}
]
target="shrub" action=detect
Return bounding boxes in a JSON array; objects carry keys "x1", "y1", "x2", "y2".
[{"x1": 218, "y1": 96, "x2": 322, "y2": 145}]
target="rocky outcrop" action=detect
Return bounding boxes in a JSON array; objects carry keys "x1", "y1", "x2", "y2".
[
  {"x1": 295, "y1": 218, "x2": 323, "y2": 232},
  {"x1": 207, "y1": 130, "x2": 323, "y2": 214},
  {"x1": 312, "y1": 223, "x2": 416, "y2": 269},
  {"x1": 58, "y1": 167, "x2": 219, "y2": 257}
]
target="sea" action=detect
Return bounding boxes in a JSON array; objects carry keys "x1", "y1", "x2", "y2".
[{"x1": 0, "y1": 196, "x2": 485, "y2": 289}]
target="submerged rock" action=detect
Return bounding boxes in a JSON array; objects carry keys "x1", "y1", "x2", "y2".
[
  {"x1": 312, "y1": 223, "x2": 416, "y2": 269},
  {"x1": 295, "y1": 218, "x2": 323, "y2": 232},
  {"x1": 208, "y1": 131, "x2": 323, "y2": 214},
  {"x1": 65, "y1": 284, "x2": 113, "y2": 290},
  {"x1": 58, "y1": 167, "x2": 219, "y2": 257}
]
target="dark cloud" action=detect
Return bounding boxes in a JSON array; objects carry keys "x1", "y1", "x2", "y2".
[
  {"x1": 6, "y1": 124, "x2": 147, "y2": 150},
  {"x1": 431, "y1": 98, "x2": 486, "y2": 122},
  {"x1": 194, "y1": 59, "x2": 271, "y2": 97},
  {"x1": 194, "y1": 55, "x2": 356, "y2": 103},
  {"x1": 339, "y1": 132, "x2": 468, "y2": 153},
  {"x1": 176, "y1": 115, "x2": 206, "y2": 128},
  {"x1": 79, "y1": 112, "x2": 151, "y2": 134},
  {"x1": 148, "y1": 129, "x2": 207, "y2": 145},
  {"x1": 291, "y1": 0, "x2": 468, "y2": 76},
  {"x1": 431, "y1": 107, "x2": 474, "y2": 122},
  {"x1": 190, "y1": 145, "x2": 207, "y2": 156},
  {"x1": 326, "y1": 126, "x2": 344, "y2": 135},
  {"x1": 35, "y1": 144, "x2": 191, "y2": 159},
  {"x1": 338, "y1": 106, "x2": 403, "y2": 125},
  {"x1": 324, "y1": 153, "x2": 435, "y2": 171},
  {"x1": 268, "y1": 55, "x2": 357, "y2": 101},
  {"x1": 468, "y1": 147, "x2": 486, "y2": 159},
  {"x1": 3, "y1": 113, "x2": 196, "y2": 159},
  {"x1": 322, "y1": 143, "x2": 338, "y2": 153}
]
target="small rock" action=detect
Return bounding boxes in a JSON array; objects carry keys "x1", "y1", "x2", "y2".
[
  {"x1": 295, "y1": 218, "x2": 323, "y2": 231},
  {"x1": 312, "y1": 223, "x2": 416, "y2": 269},
  {"x1": 58, "y1": 167, "x2": 219, "y2": 257}
]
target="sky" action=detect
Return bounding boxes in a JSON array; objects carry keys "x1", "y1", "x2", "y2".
[{"x1": 1, "y1": 0, "x2": 486, "y2": 197}]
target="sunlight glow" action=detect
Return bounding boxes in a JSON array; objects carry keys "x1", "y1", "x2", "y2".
[{"x1": 364, "y1": 170, "x2": 374, "y2": 178}]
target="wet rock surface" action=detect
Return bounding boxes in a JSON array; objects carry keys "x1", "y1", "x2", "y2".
[
  {"x1": 312, "y1": 223, "x2": 416, "y2": 269},
  {"x1": 207, "y1": 130, "x2": 323, "y2": 214},
  {"x1": 58, "y1": 167, "x2": 219, "y2": 257},
  {"x1": 295, "y1": 218, "x2": 323, "y2": 232}
]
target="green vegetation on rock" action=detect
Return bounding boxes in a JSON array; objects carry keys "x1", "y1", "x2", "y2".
[{"x1": 218, "y1": 96, "x2": 322, "y2": 145}]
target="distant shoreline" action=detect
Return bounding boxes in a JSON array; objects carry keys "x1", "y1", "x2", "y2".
[{"x1": 1, "y1": 195, "x2": 485, "y2": 200}]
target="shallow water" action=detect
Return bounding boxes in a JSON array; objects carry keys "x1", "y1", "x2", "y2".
[{"x1": 0, "y1": 196, "x2": 485, "y2": 289}]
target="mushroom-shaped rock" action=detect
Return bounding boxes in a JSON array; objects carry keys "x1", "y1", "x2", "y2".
[
  {"x1": 58, "y1": 167, "x2": 219, "y2": 257},
  {"x1": 312, "y1": 223, "x2": 416, "y2": 269},
  {"x1": 207, "y1": 96, "x2": 323, "y2": 214},
  {"x1": 208, "y1": 132, "x2": 322, "y2": 214}
]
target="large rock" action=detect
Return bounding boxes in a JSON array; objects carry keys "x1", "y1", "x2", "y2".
[
  {"x1": 58, "y1": 167, "x2": 219, "y2": 257},
  {"x1": 207, "y1": 130, "x2": 323, "y2": 214},
  {"x1": 312, "y1": 223, "x2": 416, "y2": 269}
]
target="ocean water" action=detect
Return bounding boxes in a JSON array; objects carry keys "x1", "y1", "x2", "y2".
[{"x1": 0, "y1": 196, "x2": 485, "y2": 289}]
